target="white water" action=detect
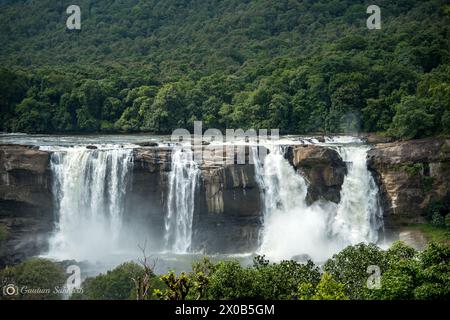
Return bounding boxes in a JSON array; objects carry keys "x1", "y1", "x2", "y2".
[
  {"x1": 330, "y1": 145, "x2": 383, "y2": 245},
  {"x1": 255, "y1": 141, "x2": 383, "y2": 262},
  {"x1": 34, "y1": 135, "x2": 382, "y2": 263},
  {"x1": 43, "y1": 146, "x2": 133, "y2": 261},
  {"x1": 164, "y1": 147, "x2": 201, "y2": 253}
]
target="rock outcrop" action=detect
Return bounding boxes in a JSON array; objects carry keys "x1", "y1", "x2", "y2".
[
  {"x1": 0, "y1": 145, "x2": 53, "y2": 267},
  {"x1": 130, "y1": 145, "x2": 263, "y2": 253},
  {"x1": 368, "y1": 138, "x2": 450, "y2": 228},
  {"x1": 122, "y1": 147, "x2": 171, "y2": 251},
  {"x1": 287, "y1": 145, "x2": 347, "y2": 204},
  {"x1": 194, "y1": 163, "x2": 262, "y2": 253}
]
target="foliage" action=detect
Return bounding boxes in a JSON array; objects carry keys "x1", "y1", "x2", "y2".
[
  {"x1": 72, "y1": 262, "x2": 163, "y2": 300},
  {"x1": 150, "y1": 241, "x2": 450, "y2": 300},
  {"x1": 0, "y1": 0, "x2": 448, "y2": 137},
  {"x1": 3, "y1": 241, "x2": 449, "y2": 301},
  {"x1": 189, "y1": 257, "x2": 217, "y2": 300},
  {"x1": 323, "y1": 243, "x2": 387, "y2": 299},
  {"x1": 154, "y1": 271, "x2": 192, "y2": 300},
  {"x1": 411, "y1": 223, "x2": 450, "y2": 246},
  {"x1": 0, "y1": 258, "x2": 66, "y2": 300},
  {"x1": 413, "y1": 243, "x2": 450, "y2": 299},
  {"x1": 297, "y1": 273, "x2": 349, "y2": 300}
]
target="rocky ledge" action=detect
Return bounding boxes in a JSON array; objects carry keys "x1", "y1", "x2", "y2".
[
  {"x1": 0, "y1": 145, "x2": 54, "y2": 267},
  {"x1": 368, "y1": 138, "x2": 450, "y2": 229}
]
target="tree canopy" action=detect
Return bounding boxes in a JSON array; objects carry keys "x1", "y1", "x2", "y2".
[{"x1": 0, "y1": 0, "x2": 449, "y2": 137}]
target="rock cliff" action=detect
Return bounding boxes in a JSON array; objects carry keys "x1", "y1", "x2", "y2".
[
  {"x1": 368, "y1": 138, "x2": 450, "y2": 229},
  {"x1": 0, "y1": 145, "x2": 53, "y2": 267}
]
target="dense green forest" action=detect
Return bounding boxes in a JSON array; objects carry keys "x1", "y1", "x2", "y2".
[{"x1": 0, "y1": 0, "x2": 449, "y2": 137}]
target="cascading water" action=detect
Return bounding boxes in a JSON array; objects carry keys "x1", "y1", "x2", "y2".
[
  {"x1": 36, "y1": 135, "x2": 382, "y2": 264},
  {"x1": 255, "y1": 139, "x2": 383, "y2": 262},
  {"x1": 330, "y1": 145, "x2": 383, "y2": 245},
  {"x1": 164, "y1": 147, "x2": 201, "y2": 253},
  {"x1": 43, "y1": 146, "x2": 133, "y2": 261}
]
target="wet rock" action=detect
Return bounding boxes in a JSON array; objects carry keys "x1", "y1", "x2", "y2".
[
  {"x1": 86, "y1": 145, "x2": 98, "y2": 150},
  {"x1": 0, "y1": 145, "x2": 53, "y2": 267},
  {"x1": 291, "y1": 145, "x2": 347, "y2": 204},
  {"x1": 136, "y1": 141, "x2": 159, "y2": 147},
  {"x1": 367, "y1": 138, "x2": 450, "y2": 229}
]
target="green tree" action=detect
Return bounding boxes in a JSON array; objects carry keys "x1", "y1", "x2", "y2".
[
  {"x1": 0, "y1": 258, "x2": 66, "y2": 300},
  {"x1": 324, "y1": 243, "x2": 387, "y2": 299},
  {"x1": 73, "y1": 262, "x2": 162, "y2": 300},
  {"x1": 297, "y1": 273, "x2": 349, "y2": 300},
  {"x1": 389, "y1": 96, "x2": 435, "y2": 139}
]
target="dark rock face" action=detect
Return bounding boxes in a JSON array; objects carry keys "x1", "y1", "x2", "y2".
[
  {"x1": 367, "y1": 138, "x2": 450, "y2": 229},
  {"x1": 129, "y1": 146, "x2": 263, "y2": 253},
  {"x1": 0, "y1": 145, "x2": 53, "y2": 267},
  {"x1": 123, "y1": 148, "x2": 171, "y2": 251},
  {"x1": 194, "y1": 164, "x2": 262, "y2": 253},
  {"x1": 289, "y1": 145, "x2": 347, "y2": 204}
]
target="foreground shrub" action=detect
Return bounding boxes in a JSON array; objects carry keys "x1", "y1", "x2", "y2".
[
  {"x1": 323, "y1": 243, "x2": 387, "y2": 299},
  {"x1": 297, "y1": 273, "x2": 349, "y2": 300},
  {"x1": 0, "y1": 258, "x2": 66, "y2": 300},
  {"x1": 72, "y1": 262, "x2": 163, "y2": 300},
  {"x1": 413, "y1": 243, "x2": 450, "y2": 300}
]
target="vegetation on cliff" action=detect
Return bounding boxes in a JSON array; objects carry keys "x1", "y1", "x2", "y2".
[{"x1": 0, "y1": 0, "x2": 449, "y2": 137}]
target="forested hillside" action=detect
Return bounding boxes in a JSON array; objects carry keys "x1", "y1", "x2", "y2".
[{"x1": 0, "y1": 0, "x2": 449, "y2": 136}]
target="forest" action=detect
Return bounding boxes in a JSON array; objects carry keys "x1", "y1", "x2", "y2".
[{"x1": 0, "y1": 0, "x2": 449, "y2": 137}]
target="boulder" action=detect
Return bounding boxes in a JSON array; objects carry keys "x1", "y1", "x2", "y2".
[
  {"x1": 290, "y1": 145, "x2": 347, "y2": 204},
  {"x1": 136, "y1": 141, "x2": 159, "y2": 147}
]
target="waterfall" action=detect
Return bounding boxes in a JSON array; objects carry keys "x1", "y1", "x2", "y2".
[
  {"x1": 255, "y1": 141, "x2": 383, "y2": 262},
  {"x1": 44, "y1": 146, "x2": 133, "y2": 261},
  {"x1": 164, "y1": 147, "x2": 200, "y2": 253},
  {"x1": 330, "y1": 145, "x2": 383, "y2": 244}
]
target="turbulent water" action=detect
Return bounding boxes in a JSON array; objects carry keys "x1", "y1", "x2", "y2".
[
  {"x1": 43, "y1": 146, "x2": 133, "y2": 261},
  {"x1": 164, "y1": 147, "x2": 201, "y2": 253},
  {"x1": 23, "y1": 134, "x2": 384, "y2": 266},
  {"x1": 330, "y1": 145, "x2": 383, "y2": 245},
  {"x1": 254, "y1": 139, "x2": 383, "y2": 262}
]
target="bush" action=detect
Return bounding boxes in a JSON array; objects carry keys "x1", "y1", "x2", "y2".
[
  {"x1": 324, "y1": 243, "x2": 387, "y2": 299},
  {"x1": 373, "y1": 259, "x2": 418, "y2": 300},
  {"x1": 312, "y1": 273, "x2": 349, "y2": 300},
  {"x1": 73, "y1": 262, "x2": 162, "y2": 300},
  {"x1": 445, "y1": 214, "x2": 450, "y2": 228},
  {"x1": 204, "y1": 257, "x2": 321, "y2": 300},
  {"x1": 250, "y1": 258, "x2": 321, "y2": 300},
  {"x1": 431, "y1": 212, "x2": 445, "y2": 227},
  {"x1": 206, "y1": 261, "x2": 254, "y2": 300},
  {"x1": 413, "y1": 243, "x2": 450, "y2": 300},
  {"x1": 1, "y1": 258, "x2": 66, "y2": 300},
  {"x1": 389, "y1": 96, "x2": 435, "y2": 139}
]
